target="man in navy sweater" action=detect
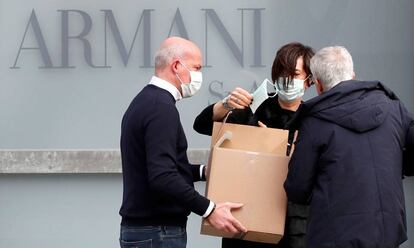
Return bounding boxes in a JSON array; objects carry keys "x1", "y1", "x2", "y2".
[{"x1": 119, "y1": 37, "x2": 247, "y2": 248}]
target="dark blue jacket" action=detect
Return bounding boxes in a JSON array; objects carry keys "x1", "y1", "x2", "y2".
[
  {"x1": 119, "y1": 85, "x2": 209, "y2": 227},
  {"x1": 284, "y1": 80, "x2": 414, "y2": 248}
]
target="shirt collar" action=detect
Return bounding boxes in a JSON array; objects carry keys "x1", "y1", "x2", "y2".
[{"x1": 149, "y1": 76, "x2": 182, "y2": 101}]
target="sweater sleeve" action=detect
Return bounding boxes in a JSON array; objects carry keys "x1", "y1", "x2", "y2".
[
  {"x1": 145, "y1": 103, "x2": 210, "y2": 216},
  {"x1": 193, "y1": 104, "x2": 255, "y2": 136},
  {"x1": 190, "y1": 164, "x2": 205, "y2": 182},
  {"x1": 226, "y1": 108, "x2": 254, "y2": 125},
  {"x1": 193, "y1": 104, "x2": 215, "y2": 136}
]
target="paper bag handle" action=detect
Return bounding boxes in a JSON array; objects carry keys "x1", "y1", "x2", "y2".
[{"x1": 214, "y1": 131, "x2": 233, "y2": 149}]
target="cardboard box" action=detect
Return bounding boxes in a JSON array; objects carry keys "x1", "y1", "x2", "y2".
[{"x1": 201, "y1": 122, "x2": 290, "y2": 244}]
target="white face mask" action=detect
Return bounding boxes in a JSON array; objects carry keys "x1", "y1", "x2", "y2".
[
  {"x1": 274, "y1": 77, "x2": 305, "y2": 102},
  {"x1": 250, "y1": 78, "x2": 276, "y2": 113},
  {"x1": 176, "y1": 61, "x2": 203, "y2": 98}
]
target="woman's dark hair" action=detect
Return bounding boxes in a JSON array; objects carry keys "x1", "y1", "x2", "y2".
[{"x1": 271, "y1": 42, "x2": 315, "y2": 82}]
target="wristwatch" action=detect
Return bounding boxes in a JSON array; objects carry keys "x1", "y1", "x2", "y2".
[{"x1": 222, "y1": 96, "x2": 234, "y2": 111}]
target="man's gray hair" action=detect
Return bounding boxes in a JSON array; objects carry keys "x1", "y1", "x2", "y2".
[
  {"x1": 154, "y1": 43, "x2": 187, "y2": 69},
  {"x1": 310, "y1": 46, "x2": 354, "y2": 91}
]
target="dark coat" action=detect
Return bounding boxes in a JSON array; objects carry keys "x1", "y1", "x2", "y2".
[{"x1": 284, "y1": 80, "x2": 414, "y2": 248}]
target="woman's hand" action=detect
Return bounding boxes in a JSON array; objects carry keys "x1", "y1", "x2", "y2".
[{"x1": 212, "y1": 87, "x2": 253, "y2": 121}]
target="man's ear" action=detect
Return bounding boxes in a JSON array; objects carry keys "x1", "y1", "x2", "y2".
[
  {"x1": 352, "y1": 72, "x2": 356, "y2": 80},
  {"x1": 171, "y1": 59, "x2": 180, "y2": 74},
  {"x1": 315, "y1": 79, "x2": 324, "y2": 95}
]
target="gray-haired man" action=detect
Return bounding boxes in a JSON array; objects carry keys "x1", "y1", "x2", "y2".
[{"x1": 285, "y1": 46, "x2": 413, "y2": 248}]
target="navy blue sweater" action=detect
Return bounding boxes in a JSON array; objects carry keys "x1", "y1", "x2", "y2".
[{"x1": 119, "y1": 84, "x2": 210, "y2": 227}]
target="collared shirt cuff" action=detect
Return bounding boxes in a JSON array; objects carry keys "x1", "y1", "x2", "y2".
[
  {"x1": 202, "y1": 201, "x2": 215, "y2": 218},
  {"x1": 199, "y1": 164, "x2": 205, "y2": 179}
]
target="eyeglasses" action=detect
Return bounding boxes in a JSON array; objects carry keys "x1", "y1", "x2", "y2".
[{"x1": 305, "y1": 74, "x2": 315, "y2": 87}]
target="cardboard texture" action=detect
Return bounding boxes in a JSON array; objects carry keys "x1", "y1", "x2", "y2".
[{"x1": 201, "y1": 122, "x2": 290, "y2": 244}]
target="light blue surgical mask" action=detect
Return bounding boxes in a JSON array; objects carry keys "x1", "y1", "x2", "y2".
[
  {"x1": 250, "y1": 79, "x2": 277, "y2": 113},
  {"x1": 250, "y1": 76, "x2": 307, "y2": 112},
  {"x1": 274, "y1": 77, "x2": 305, "y2": 102}
]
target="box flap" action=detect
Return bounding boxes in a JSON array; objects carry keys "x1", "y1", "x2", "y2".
[{"x1": 212, "y1": 122, "x2": 289, "y2": 155}]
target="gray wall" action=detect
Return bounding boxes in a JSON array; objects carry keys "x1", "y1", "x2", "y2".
[
  {"x1": 1, "y1": 0, "x2": 414, "y2": 247},
  {"x1": 1, "y1": 0, "x2": 413, "y2": 149}
]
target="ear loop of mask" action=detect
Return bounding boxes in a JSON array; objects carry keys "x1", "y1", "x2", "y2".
[
  {"x1": 264, "y1": 78, "x2": 278, "y2": 98},
  {"x1": 175, "y1": 61, "x2": 190, "y2": 84}
]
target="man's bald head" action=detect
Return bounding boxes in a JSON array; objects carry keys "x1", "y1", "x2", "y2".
[
  {"x1": 154, "y1": 37, "x2": 201, "y2": 70},
  {"x1": 153, "y1": 37, "x2": 203, "y2": 92}
]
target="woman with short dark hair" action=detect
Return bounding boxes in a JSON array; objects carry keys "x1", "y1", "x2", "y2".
[{"x1": 193, "y1": 42, "x2": 315, "y2": 248}]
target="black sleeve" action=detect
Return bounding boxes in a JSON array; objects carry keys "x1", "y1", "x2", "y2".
[
  {"x1": 284, "y1": 122, "x2": 319, "y2": 204},
  {"x1": 193, "y1": 104, "x2": 255, "y2": 136},
  {"x1": 190, "y1": 164, "x2": 205, "y2": 182},
  {"x1": 193, "y1": 104, "x2": 215, "y2": 136},
  {"x1": 403, "y1": 106, "x2": 414, "y2": 176},
  {"x1": 226, "y1": 108, "x2": 253, "y2": 125},
  {"x1": 145, "y1": 103, "x2": 210, "y2": 216}
]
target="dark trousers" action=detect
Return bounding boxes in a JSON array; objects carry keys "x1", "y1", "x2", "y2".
[{"x1": 120, "y1": 225, "x2": 186, "y2": 248}]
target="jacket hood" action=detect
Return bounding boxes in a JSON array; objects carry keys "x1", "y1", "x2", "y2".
[{"x1": 293, "y1": 80, "x2": 399, "y2": 133}]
